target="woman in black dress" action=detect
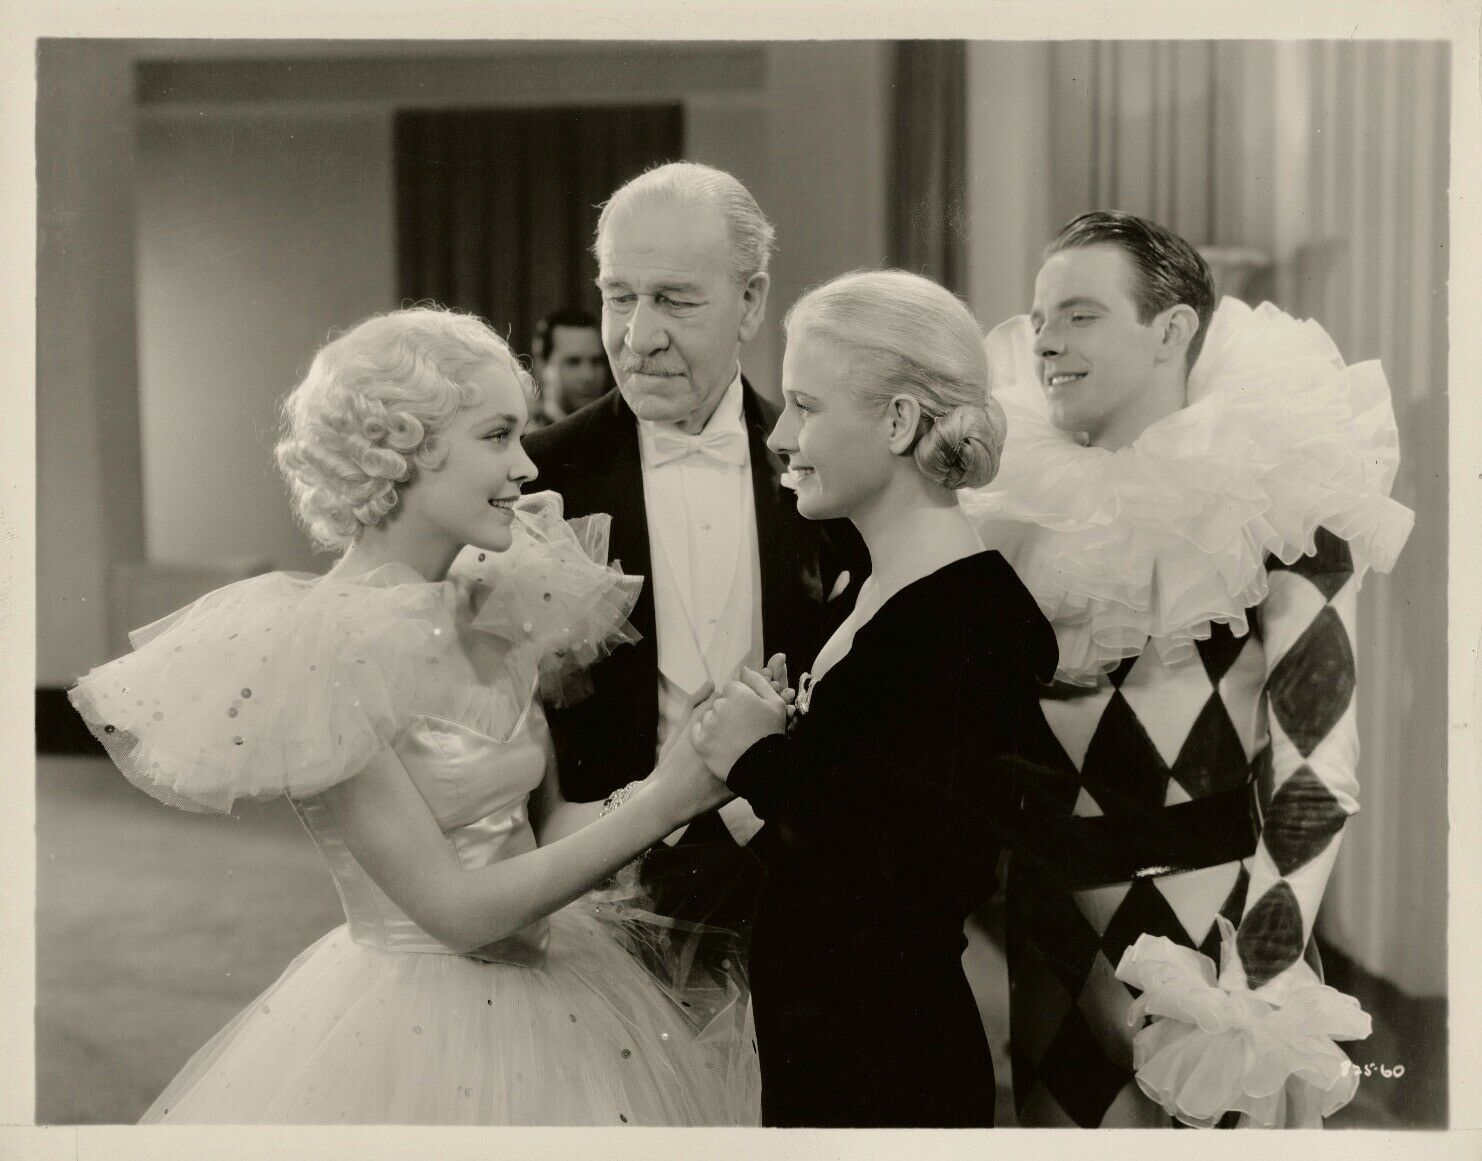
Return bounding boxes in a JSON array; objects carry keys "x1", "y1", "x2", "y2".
[{"x1": 692, "y1": 270, "x2": 1058, "y2": 1127}]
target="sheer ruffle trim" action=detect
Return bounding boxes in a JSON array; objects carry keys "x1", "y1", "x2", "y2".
[
  {"x1": 68, "y1": 490, "x2": 642, "y2": 814},
  {"x1": 965, "y1": 298, "x2": 1414, "y2": 683},
  {"x1": 1114, "y1": 918, "x2": 1372, "y2": 1129},
  {"x1": 452, "y1": 490, "x2": 642, "y2": 708}
]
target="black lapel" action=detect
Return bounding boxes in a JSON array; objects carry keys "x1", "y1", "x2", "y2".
[
  {"x1": 741, "y1": 378, "x2": 791, "y2": 658},
  {"x1": 583, "y1": 392, "x2": 655, "y2": 646}
]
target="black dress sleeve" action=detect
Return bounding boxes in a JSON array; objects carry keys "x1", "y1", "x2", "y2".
[
  {"x1": 726, "y1": 733, "x2": 799, "y2": 819},
  {"x1": 726, "y1": 555, "x2": 1064, "y2": 876}
]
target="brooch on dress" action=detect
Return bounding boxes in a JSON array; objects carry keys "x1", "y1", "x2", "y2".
[{"x1": 794, "y1": 672, "x2": 814, "y2": 717}]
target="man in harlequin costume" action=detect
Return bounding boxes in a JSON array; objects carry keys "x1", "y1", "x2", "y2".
[{"x1": 968, "y1": 211, "x2": 1413, "y2": 1127}]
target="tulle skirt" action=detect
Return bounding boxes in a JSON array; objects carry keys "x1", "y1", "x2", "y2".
[{"x1": 144, "y1": 903, "x2": 760, "y2": 1126}]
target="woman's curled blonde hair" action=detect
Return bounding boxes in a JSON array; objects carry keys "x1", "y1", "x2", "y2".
[{"x1": 275, "y1": 306, "x2": 531, "y2": 552}]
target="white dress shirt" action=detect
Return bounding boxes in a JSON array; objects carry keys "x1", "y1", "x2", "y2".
[{"x1": 637, "y1": 372, "x2": 765, "y2": 844}]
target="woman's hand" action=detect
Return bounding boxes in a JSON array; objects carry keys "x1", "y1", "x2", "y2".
[
  {"x1": 761, "y1": 652, "x2": 799, "y2": 723},
  {"x1": 641, "y1": 683, "x2": 734, "y2": 827},
  {"x1": 646, "y1": 713, "x2": 735, "y2": 824},
  {"x1": 692, "y1": 668, "x2": 788, "y2": 781}
]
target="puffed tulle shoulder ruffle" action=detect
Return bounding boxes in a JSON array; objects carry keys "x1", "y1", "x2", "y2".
[
  {"x1": 68, "y1": 491, "x2": 641, "y2": 813},
  {"x1": 1114, "y1": 917, "x2": 1372, "y2": 1128},
  {"x1": 452, "y1": 490, "x2": 641, "y2": 708},
  {"x1": 963, "y1": 298, "x2": 1415, "y2": 683}
]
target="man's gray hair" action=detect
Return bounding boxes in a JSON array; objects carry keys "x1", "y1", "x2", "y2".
[{"x1": 596, "y1": 161, "x2": 776, "y2": 287}]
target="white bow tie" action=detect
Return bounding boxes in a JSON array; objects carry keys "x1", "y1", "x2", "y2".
[{"x1": 648, "y1": 427, "x2": 748, "y2": 468}]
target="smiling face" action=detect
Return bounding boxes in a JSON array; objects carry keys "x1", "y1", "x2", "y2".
[
  {"x1": 769, "y1": 330, "x2": 894, "y2": 522},
  {"x1": 397, "y1": 362, "x2": 538, "y2": 554},
  {"x1": 1029, "y1": 244, "x2": 1164, "y2": 442},
  {"x1": 597, "y1": 196, "x2": 768, "y2": 432}
]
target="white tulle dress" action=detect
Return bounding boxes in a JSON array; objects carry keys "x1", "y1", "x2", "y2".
[{"x1": 67, "y1": 494, "x2": 760, "y2": 1126}]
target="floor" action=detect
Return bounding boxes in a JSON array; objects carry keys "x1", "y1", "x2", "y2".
[
  {"x1": 33, "y1": 754, "x2": 1444, "y2": 1127},
  {"x1": 35, "y1": 755, "x2": 342, "y2": 1123}
]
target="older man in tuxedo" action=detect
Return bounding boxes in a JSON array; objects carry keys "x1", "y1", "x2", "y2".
[{"x1": 523, "y1": 162, "x2": 865, "y2": 937}]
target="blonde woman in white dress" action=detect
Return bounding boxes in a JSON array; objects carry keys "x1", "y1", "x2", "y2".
[{"x1": 68, "y1": 306, "x2": 758, "y2": 1126}]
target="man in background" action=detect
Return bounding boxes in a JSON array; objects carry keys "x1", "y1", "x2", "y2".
[{"x1": 527, "y1": 306, "x2": 611, "y2": 429}]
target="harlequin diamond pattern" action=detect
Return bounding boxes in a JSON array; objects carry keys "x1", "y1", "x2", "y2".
[
  {"x1": 1267, "y1": 605, "x2": 1355, "y2": 757},
  {"x1": 1261, "y1": 765, "x2": 1347, "y2": 876},
  {"x1": 1236, "y1": 880, "x2": 1306, "y2": 988},
  {"x1": 1012, "y1": 868, "x2": 1103, "y2": 992},
  {"x1": 1119, "y1": 646, "x2": 1217, "y2": 771},
  {"x1": 1078, "y1": 691, "x2": 1170, "y2": 811},
  {"x1": 1009, "y1": 859, "x2": 1251, "y2": 1127},
  {"x1": 1029, "y1": 718, "x2": 1089, "y2": 815},
  {"x1": 1195, "y1": 620, "x2": 1251, "y2": 685},
  {"x1": 1168, "y1": 693, "x2": 1250, "y2": 801},
  {"x1": 1198, "y1": 864, "x2": 1251, "y2": 963},
  {"x1": 1253, "y1": 743, "x2": 1276, "y2": 815},
  {"x1": 1225, "y1": 543, "x2": 1359, "y2": 993},
  {"x1": 1011, "y1": 531, "x2": 1364, "y2": 1126},
  {"x1": 1100, "y1": 878, "x2": 1196, "y2": 968},
  {"x1": 1037, "y1": 1001, "x2": 1129, "y2": 1126}
]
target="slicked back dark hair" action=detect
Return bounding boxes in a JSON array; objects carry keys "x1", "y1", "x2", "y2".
[
  {"x1": 1045, "y1": 210, "x2": 1216, "y2": 368},
  {"x1": 532, "y1": 306, "x2": 601, "y2": 362}
]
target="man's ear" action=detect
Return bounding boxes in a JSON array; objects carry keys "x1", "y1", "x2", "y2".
[
  {"x1": 1153, "y1": 303, "x2": 1200, "y2": 365},
  {"x1": 885, "y1": 393, "x2": 923, "y2": 456},
  {"x1": 737, "y1": 272, "x2": 771, "y2": 344}
]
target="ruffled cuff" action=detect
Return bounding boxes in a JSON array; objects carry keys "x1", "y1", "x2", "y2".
[
  {"x1": 1114, "y1": 918, "x2": 1371, "y2": 1128},
  {"x1": 1220, "y1": 951, "x2": 1325, "y2": 1011}
]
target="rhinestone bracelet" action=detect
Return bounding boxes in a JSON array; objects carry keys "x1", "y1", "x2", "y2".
[{"x1": 599, "y1": 779, "x2": 645, "y2": 818}]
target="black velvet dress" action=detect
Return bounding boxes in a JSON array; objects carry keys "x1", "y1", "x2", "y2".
[{"x1": 727, "y1": 549, "x2": 1057, "y2": 1128}]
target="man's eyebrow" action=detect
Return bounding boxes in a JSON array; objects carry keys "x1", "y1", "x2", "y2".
[
  {"x1": 653, "y1": 280, "x2": 704, "y2": 296},
  {"x1": 594, "y1": 275, "x2": 704, "y2": 296},
  {"x1": 1031, "y1": 295, "x2": 1107, "y2": 322}
]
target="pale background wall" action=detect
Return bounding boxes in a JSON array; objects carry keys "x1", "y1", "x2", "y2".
[
  {"x1": 37, "y1": 41, "x2": 145, "y2": 687},
  {"x1": 136, "y1": 111, "x2": 396, "y2": 576}
]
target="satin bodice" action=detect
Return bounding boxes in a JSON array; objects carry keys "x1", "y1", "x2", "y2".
[{"x1": 292, "y1": 702, "x2": 552, "y2": 964}]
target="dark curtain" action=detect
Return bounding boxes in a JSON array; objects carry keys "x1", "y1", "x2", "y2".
[
  {"x1": 889, "y1": 41, "x2": 967, "y2": 295},
  {"x1": 394, "y1": 105, "x2": 684, "y2": 359}
]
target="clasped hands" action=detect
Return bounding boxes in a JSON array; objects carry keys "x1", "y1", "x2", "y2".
[
  {"x1": 646, "y1": 654, "x2": 794, "y2": 823},
  {"x1": 690, "y1": 652, "x2": 796, "y2": 782}
]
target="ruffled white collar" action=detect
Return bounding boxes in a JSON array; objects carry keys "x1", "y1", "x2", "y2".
[{"x1": 963, "y1": 298, "x2": 1413, "y2": 683}]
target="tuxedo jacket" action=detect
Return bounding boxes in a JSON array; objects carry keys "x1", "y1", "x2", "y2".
[{"x1": 524, "y1": 381, "x2": 868, "y2": 806}]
